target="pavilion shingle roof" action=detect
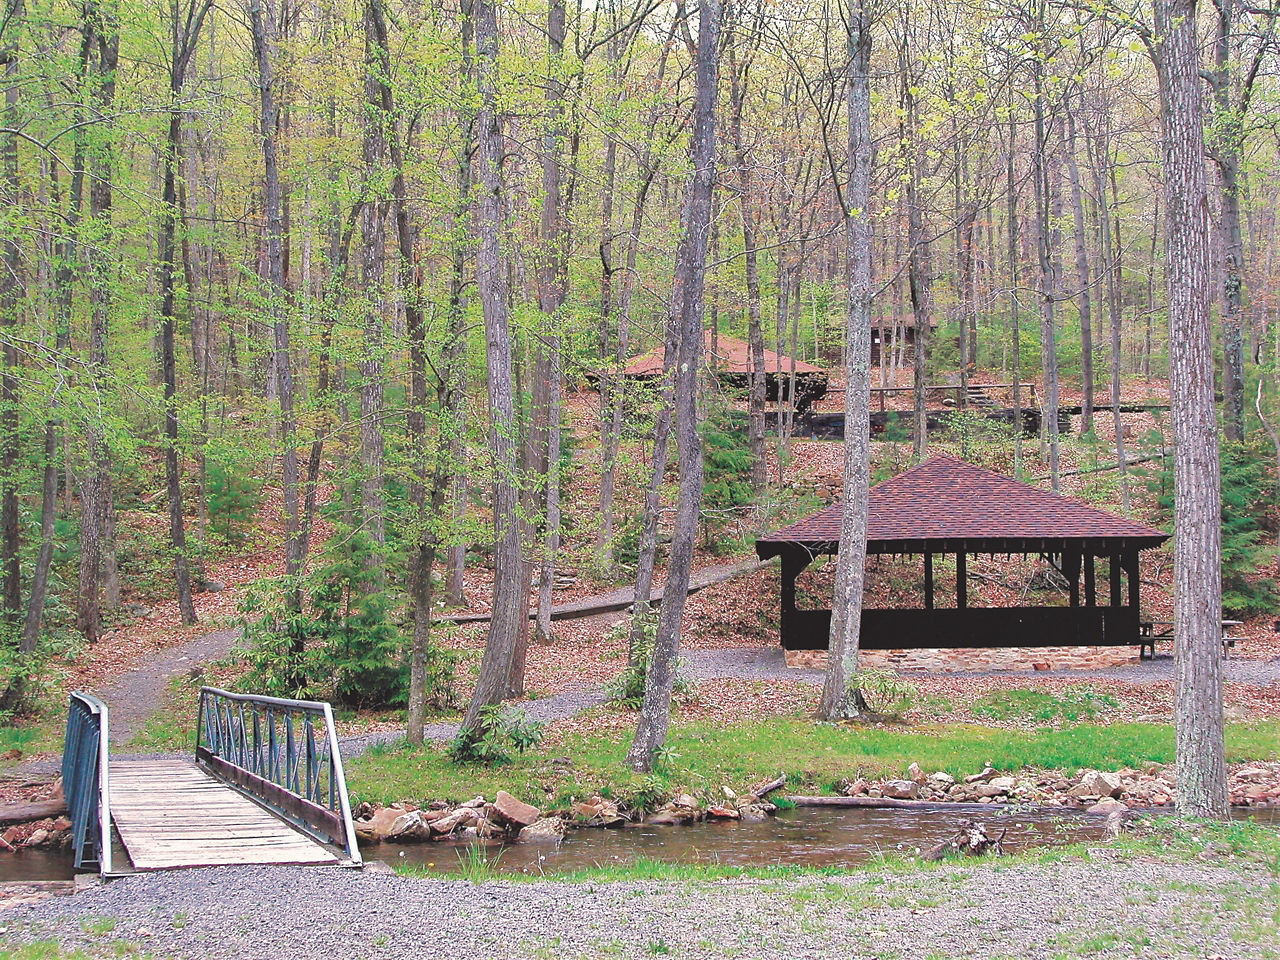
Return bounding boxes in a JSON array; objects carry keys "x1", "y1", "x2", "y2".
[
  {"x1": 623, "y1": 332, "x2": 826, "y2": 378},
  {"x1": 758, "y1": 454, "x2": 1168, "y2": 548}
]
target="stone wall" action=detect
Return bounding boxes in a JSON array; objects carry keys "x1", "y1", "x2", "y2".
[{"x1": 784, "y1": 644, "x2": 1139, "y2": 672}]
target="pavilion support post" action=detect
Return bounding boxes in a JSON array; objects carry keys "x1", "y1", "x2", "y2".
[
  {"x1": 780, "y1": 549, "x2": 804, "y2": 615},
  {"x1": 955, "y1": 550, "x2": 967, "y2": 609},
  {"x1": 1084, "y1": 551, "x2": 1096, "y2": 607},
  {"x1": 923, "y1": 550, "x2": 934, "y2": 609},
  {"x1": 1063, "y1": 549, "x2": 1082, "y2": 608},
  {"x1": 777, "y1": 549, "x2": 807, "y2": 650},
  {"x1": 1126, "y1": 549, "x2": 1140, "y2": 614},
  {"x1": 1109, "y1": 550, "x2": 1122, "y2": 607}
]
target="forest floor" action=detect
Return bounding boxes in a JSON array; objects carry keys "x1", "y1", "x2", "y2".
[{"x1": 4, "y1": 821, "x2": 1279, "y2": 959}]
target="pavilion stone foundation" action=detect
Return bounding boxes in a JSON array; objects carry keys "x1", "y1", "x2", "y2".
[{"x1": 785, "y1": 645, "x2": 1139, "y2": 672}]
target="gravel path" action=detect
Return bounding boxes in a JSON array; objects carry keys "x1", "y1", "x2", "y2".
[{"x1": 4, "y1": 856, "x2": 1274, "y2": 959}]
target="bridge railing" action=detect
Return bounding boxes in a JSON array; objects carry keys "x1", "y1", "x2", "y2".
[
  {"x1": 62, "y1": 692, "x2": 112, "y2": 874},
  {"x1": 195, "y1": 686, "x2": 360, "y2": 862}
]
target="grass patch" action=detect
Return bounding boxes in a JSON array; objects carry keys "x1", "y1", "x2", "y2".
[
  {"x1": 0, "y1": 718, "x2": 64, "y2": 771},
  {"x1": 0, "y1": 945, "x2": 105, "y2": 960},
  {"x1": 971, "y1": 688, "x2": 1118, "y2": 723},
  {"x1": 344, "y1": 715, "x2": 1280, "y2": 810}
]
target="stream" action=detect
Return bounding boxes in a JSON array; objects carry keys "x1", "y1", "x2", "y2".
[{"x1": 3, "y1": 805, "x2": 1276, "y2": 883}]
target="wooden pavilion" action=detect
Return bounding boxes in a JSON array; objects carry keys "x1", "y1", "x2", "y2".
[
  {"x1": 619, "y1": 332, "x2": 830, "y2": 411},
  {"x1": 754, "y1": 455, "x2": 1169, "y2": 652}
]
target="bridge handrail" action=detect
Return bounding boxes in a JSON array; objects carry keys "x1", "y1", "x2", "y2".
[
  {"x1": 62, "y1": 692, "x2": 111, "y2": 874},
  {"x1": 195, "y1": 686, "x2": 360, "y2": 862}
]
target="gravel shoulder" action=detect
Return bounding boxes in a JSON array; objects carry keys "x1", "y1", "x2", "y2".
[{"x1": 4, "y1": 855, "x2": 1275, "y2": 959}]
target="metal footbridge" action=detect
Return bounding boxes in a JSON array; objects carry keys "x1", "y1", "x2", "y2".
[{"x1": 62, "y1": 688, "x2": 362, "y2": 875}]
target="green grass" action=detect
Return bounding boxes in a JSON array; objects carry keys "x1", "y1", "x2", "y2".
[
  {"x1": 344, "y1": 714, "x2": 1280, "y2": 811},
  {"x1": 970, "y1": 688, "x2": 1118, "y2": 723},
  {"x1": 0, "y1": 942, "x2": 144, "y2": 960},
  {"x1": 0, "y1": 719, "x2": 64, "y2": 770},
  {"x1": 127, "y1": 674, "x2": 201, "y2": 752}
]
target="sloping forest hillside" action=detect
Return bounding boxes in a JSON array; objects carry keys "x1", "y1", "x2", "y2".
[{"x1": 0, "y1": 0, "x2": 1275, "y2": 755}]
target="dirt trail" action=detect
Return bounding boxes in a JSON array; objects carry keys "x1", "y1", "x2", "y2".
[
  {"x1": 94, "y1": 627, "x2": 240, "y2": 746},
  {"x1": 441, "y1": 558, "x2": 763, "y2": 624}
]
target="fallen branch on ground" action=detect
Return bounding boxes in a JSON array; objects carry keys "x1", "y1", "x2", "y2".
[{"x1": 1035, "y1": 447, "x2": 1171, "y2": 482}]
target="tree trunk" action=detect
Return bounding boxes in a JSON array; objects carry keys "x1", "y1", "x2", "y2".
[
  {"x1": 535, "y1": 0, "x2": 568, "y2": 646},
  {"x1": 445, "y1": 6, "x2": 476, "y2": 609},
  {"x1": 1090, "y1": 109, "x2": 1131, "y2": 510},
  {"x1": 1064, "y1": 110, "x2": 1094, "y2": 431},
  {"x1": 248, "y1": 0, "x2": 302, "y2": 613},
  {"x1": 626, "y1": 0, "x2": 717, "y2": 773},
  {"x1": 728, "y1": 33, "x2": 767, "y2": 491},
  {"x1": 818, "y1": 0, "x2": 871, "y2": 721},
  {"x1": 78, "y1": 9, "x2": 118, "y2": 643},
  {"x1": 1007, "y1": 96, "x2": 1023, "y2": 475},
  {"x1": 0, "y1": 0, "x2": 24, "y2": 621},
  {"x1": 157, "y1": 2, "x2": 213, "y2": 627},
  {"x1": 25, "y1": 18, "x2": 92, "y2": 650},
  {"x1": 461, "y1": 0, "x2": 524, "y2": 734},
  {"x1": 357, "y1": 0, "x2": 387, "y2": 587},
  {"x1": 1031, "y1": 47, "x2": 1060, "y2": 493},
  {"x1": 1155, "y1": 0, "x2": 1228, "y2": 820},
  {"x1": 1210, "y1": 1, "x2": 1246, "y2": 442}
]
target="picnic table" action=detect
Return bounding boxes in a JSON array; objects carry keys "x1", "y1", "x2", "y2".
[{"x1": 1140, "y1": 620, "x2": 1243, "y2": 660}]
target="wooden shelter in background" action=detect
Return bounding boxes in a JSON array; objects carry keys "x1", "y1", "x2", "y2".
[
  {"x1": 617, "y1": 332, "x2": 830, "y2": 412},
  {"x1": 754, "y1": 455, "x2": 1169, "y2": 653},
  {"x1": 870, "y1": 316, "x2": 937, "y2": 365}
]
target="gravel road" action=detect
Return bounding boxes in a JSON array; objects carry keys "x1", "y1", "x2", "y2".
[{"x1": 3, "y1": 855, "x2": 1272, "y2": 959}]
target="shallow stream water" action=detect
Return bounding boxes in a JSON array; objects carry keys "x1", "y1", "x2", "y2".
[
  {"x1": 370, "y1": 804, "x2": 1278, "y2": 877},
  {"x1": 3, "y1": 805, "x2": 1275, "y2": 883}
]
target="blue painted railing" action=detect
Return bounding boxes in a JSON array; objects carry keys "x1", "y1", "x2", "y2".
[
  {"x1": 61, "y1": 692, "x2": 112, "y2": 874},
  {"x1": 195, "y1": 687, "x2": 360, "y2": 862}
]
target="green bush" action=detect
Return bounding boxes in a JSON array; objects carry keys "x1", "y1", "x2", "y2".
[
  {"x1": 238, "y1": 527, "x2": 456, "y2": 709},
  {"x1": 1141, "y1": 437, "x2": 1276, "y2": 618},
  {"x1": 206, "y1": 457, "x2": 262, "y2": 543},
  {"x1": 447, "y1": 704, "x2": 544, "y2": 765},
  {"x1": 603, "y1": 611, "x2": 697, "y2": 709},
  {"x1": 852, "y1": 668, "x2": 917, "y2": 717}
]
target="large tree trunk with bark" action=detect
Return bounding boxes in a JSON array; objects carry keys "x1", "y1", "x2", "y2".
[
  {"x1": 462, "y1": 0, "x2": 524, "y2": 734},
  {"x1": 1155, "y1": 0, "x2": 1228, "y2": 820},
  {"x1": 626, "y1": 0, "x2": 717, "y2": 772},
  {"x1": 157, "y1": 1, "x2": 213, "y2": 627},
  {"x1": 357, "y1": 0, "x2": 388, "y2": 588},
  {"x1": 535, "y1": 0, "x2": 568, "y2": 646},
  {"x1": 78, "y1": 7, "x2": 118, "y2": 643},
  {"x1": 248, "y1": 0, "x2": 303, "y2": 614},
  {"x1": 818, "y1": 0, "x2": 871, "y2": 722}
]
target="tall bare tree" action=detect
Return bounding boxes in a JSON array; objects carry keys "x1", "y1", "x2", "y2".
[
  {"x1": 461, "y1": 0, "x2": 524, "y2": 736},
  {"x1": 1152, "y1": 0, "x2": 1228, "y2": 819},
  {"x1": 157, "y1": 0, "x2": 214, "y2": 626},
  {"x1": 627, "y1": 0, "x2": 718, "y2": 772},
  {"x1": 818, "y1": 0, "x2": 872, "y2": 721}
]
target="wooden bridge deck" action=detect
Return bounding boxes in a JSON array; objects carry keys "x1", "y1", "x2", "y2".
[{"x1": 110, "y1": 757, "x2": 337, "y2": 870}]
